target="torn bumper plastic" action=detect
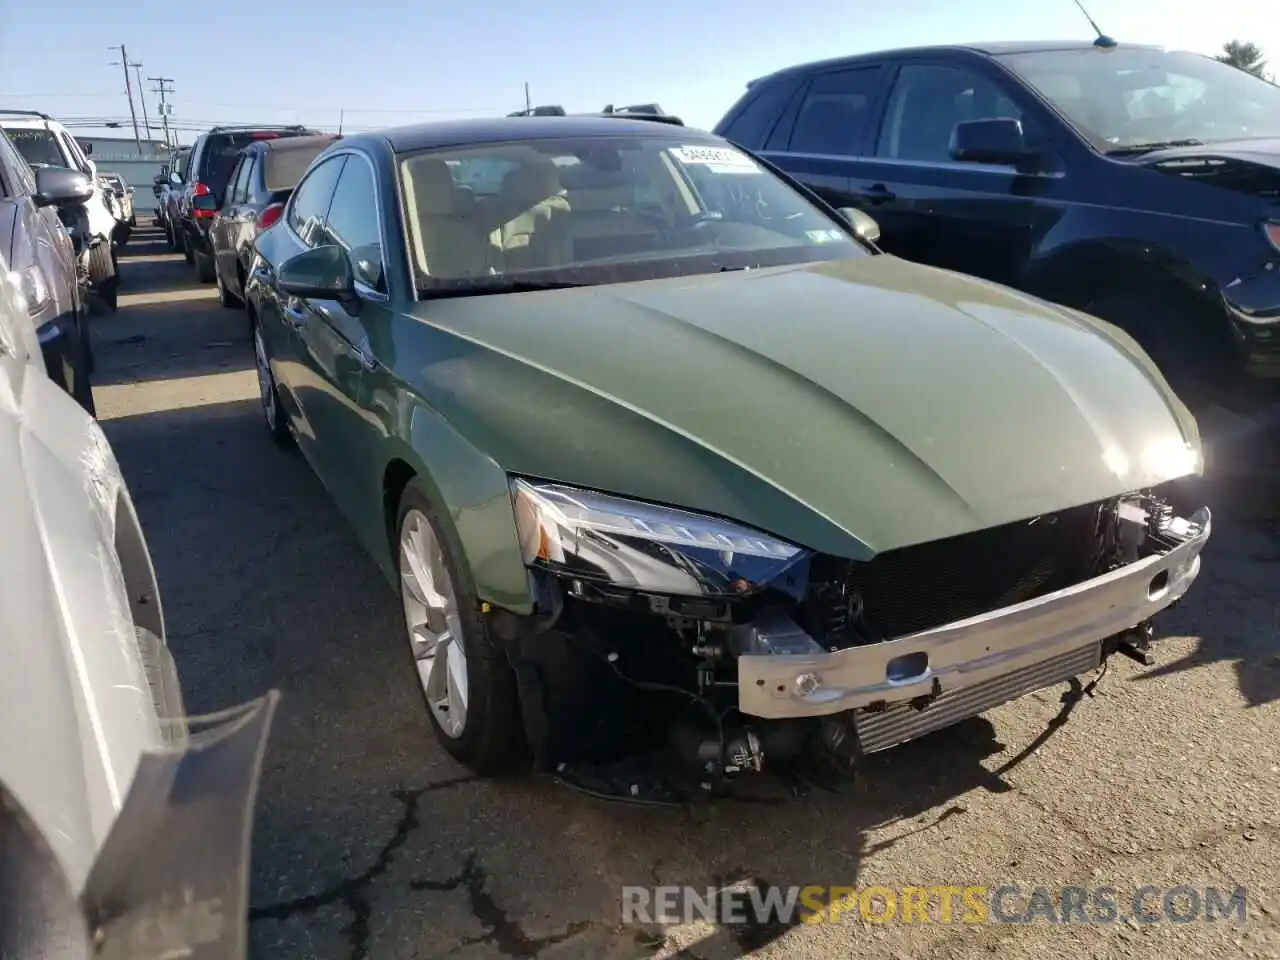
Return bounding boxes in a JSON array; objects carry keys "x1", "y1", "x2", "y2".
[{"x1": 737, "y1": 507, "x2": 1211, "y2": 720}]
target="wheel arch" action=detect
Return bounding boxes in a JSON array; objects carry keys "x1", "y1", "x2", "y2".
[
  {"x1": 112, "y1": 487, "x2": 165, "y2": 643},
  {"x1": 1022, "y1": 238, "x2": 1236, "y2": 366},
  {"x1": 379, "y1": 424, "x2": 533, "y2": 615}
]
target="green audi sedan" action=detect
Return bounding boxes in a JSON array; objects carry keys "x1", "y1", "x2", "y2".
[{"x1": 244, "y1": 115, "x2": 1210, "y2": 795}]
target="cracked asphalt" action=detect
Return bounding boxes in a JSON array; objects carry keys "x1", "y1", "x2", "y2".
[{"x1": 95, "y1": 228, "x2": 1278, "y2": 959}]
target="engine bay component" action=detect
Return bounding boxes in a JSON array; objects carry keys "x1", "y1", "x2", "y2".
[{"x1": 508, "y1": 486, "x2": 1209, "y2": 801}]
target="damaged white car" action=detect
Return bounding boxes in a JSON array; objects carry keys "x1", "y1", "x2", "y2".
[{"x1": 0, "y1": 254, "x2": 183, "y2": 892}]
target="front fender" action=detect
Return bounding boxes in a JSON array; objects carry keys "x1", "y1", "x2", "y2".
[{"x1": 384, "y1": 404, "x2": 533, "y2": 614}]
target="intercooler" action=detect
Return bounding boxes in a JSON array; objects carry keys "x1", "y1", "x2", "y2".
[{"x1": 853, "y1": 642, "x2": 1103, "y2": 754}]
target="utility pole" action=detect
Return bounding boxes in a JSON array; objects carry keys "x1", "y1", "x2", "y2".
[
  {"x1": 108, "y1": 44, "x2": 142, "y2": 152},
  {"x1": 338, "y1": 108, "x2": 344, "y2": 135},
  {"x1": 130, "y1": 61, "x2": 152, "y2": 147},
  {"x1": 524, "y1": 82, "x2": 532, "y2": 113},
  {"x1": 149, "y1": 77, "x2": 174, "y2": 149}
]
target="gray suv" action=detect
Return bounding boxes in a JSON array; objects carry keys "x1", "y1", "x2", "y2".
[{"x1": 0, "y1": 129, "x2": 94, "y2": 413}]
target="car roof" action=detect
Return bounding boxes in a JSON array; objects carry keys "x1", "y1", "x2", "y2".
[
  {"x1": 749, "y1": 39, "x2": 1166, "y2": 85},
  {"x1": 373, "y1": 116, "x2": 718, "y2": 154},
  {"x1": 0, "y1": 113, "x2": 64, "y2": 131}
]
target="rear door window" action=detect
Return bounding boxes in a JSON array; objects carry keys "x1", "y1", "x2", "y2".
[
  {"x1": 717, "y1": 79, "x2": 800, "y2": 150},
  {"x1": 786, "y1": 67, "x2": 887, "y2": 156}
]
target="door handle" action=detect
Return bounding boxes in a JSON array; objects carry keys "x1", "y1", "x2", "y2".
[
  {"x1": 283, "y1": 300, "x2": 307, "y2": 327},
  {"x1": 853, "y1": 184, "x2": 896, "y2": 204},
  {"x1": 354, "y1": 341, "x2": 377, "y2": 371}
]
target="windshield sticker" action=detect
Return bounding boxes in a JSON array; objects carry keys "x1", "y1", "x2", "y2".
[{"x1": 670, "y1": 145, "x2": 761, "y2": 174}]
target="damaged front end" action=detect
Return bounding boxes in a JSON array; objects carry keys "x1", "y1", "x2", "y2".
[{"x1": 498, "y1": 479, "x2": 1209, "y2": 801}]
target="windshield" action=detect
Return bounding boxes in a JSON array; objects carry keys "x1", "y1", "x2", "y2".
[
  {"x1": 397, "y1": 135, "x2": 865, "y2": 294},
  {"x1": 1000, "y1": 47, "x2": 1280, "y2": 152},
  {"x1": 0, "y1": 127, "x2": 65, "y2": 168}
]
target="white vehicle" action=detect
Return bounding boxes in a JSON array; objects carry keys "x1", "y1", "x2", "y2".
[
  {"x1": 99, "y1": 170, "x2": 136, "y2": 231},
  {"x1": 0, "y1": 110, "x2": 120, "y2": 312},
  {"x1": 0, "y1": 250, "x2": 183, "y2": 892}
]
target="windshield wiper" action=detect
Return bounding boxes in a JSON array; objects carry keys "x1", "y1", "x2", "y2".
[
  {"x1": 416, "y1": 278, "x2": 592, "y2": 299},
  {"x1": 1106, "y1": 138, "x2": 1206, "y2": 157}
]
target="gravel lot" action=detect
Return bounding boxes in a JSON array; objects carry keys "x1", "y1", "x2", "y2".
[{"x1": 96, "y1": 230, "x2": 1279, "y2": 959}]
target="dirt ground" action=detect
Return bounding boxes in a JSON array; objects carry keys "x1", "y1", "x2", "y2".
[{"x1": 95, "y1": 229, "x2": 1279, "y2": 959}]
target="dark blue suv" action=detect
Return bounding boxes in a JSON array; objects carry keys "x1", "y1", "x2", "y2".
[{"x1": 715, "y1": 40, "x2": 1280, "y2": 408}]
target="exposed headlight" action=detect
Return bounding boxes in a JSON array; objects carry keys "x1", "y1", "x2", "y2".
[{"x1": 510, "y1": 478, "x2": 810, "y2": 598}]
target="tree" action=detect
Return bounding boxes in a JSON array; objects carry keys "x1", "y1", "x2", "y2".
[{"x1": 1216, "y1": 40, "x2": 1268, "y2": 78}]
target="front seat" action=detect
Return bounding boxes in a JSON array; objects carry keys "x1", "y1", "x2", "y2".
[
  {"x1": 402, "y1": 158, "x2": 493, "y2": 278},
  {"x1": 492, "y1": 161, "x2": 571, "y2": 270}
]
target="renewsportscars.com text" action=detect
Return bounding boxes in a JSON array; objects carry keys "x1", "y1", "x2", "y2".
[{"x1": 622, "y1": 884, "x2": 1249, "y2": 926}]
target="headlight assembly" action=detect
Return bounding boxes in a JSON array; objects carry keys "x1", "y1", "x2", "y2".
[{"x1": 510, "y1": 478, "x2": 810, "y2": 599}]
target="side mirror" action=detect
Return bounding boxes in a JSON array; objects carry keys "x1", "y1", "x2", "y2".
[
  {"x1": 82, "y1": 142, "x2": 93, "y2": 155},
  {"x1": 950, "y1": 118, "x2": 1031, "y2": 166},
  {"x1": 192, "y1": 193, "x2": 219, "y2": 213},
  {"x1": 85, "y1": 158, "x2": 98, "y2": 179},
  {"x1": 837, "y1": 207, "x2": 881, "y2": 245},
  {"x1": 32, "y1": 166, "x2": 95, "y2": 209},
  {"x1": 277, "y1": 245, "x2": 359, "y2": 313},
  {"x1": 169, "y1": 172, "x2": 182, "y2": 186}
]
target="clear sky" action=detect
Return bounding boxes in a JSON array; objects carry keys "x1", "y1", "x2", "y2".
[{"x1": 2, "y1": 0, "x2": 1277, "y2": 143}]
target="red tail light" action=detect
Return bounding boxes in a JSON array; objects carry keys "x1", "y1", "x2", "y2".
[
  {"x1": 1264, "y1": 221, "x2": 1280, "y2": 252},
  {"x1": 259, "y1": 203, "x2": 285, "y2": 230},
  {"x1": 191, "y1": 181, "x2": 216, "y2": 219},
  {"x1": 251, "y1": 131, "x2": 280, "y2": 140}
]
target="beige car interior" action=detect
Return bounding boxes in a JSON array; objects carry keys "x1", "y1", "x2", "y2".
[{"x1": 400, "y1": 148, "x2": 700, "y2": 280}]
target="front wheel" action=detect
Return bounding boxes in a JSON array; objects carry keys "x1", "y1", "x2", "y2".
[
  {"x1": 87, "y1": 242, "x2": 118, "y2": 314},
  {"x1": 253, "y1": 324, "x2": 293, "y2": 447},
  {"x1": 396, "y1": 481, "x2": 523, "y2": 774}
]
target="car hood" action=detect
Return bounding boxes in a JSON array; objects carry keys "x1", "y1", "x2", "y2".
[
  {"x1": 1137, "y1": 138, "x2": 1280, "y2": 199},
  {"x1": 408, "y1": 257, "x2": 1201, "y2": 559}
]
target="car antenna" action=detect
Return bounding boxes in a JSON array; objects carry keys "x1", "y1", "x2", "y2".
[{"x1": 1071, "y1": 0, "x2": 1116, "y2": 48}]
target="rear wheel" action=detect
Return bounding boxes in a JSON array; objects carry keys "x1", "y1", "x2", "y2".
[
  {"x1": 214, "y1": 255, "x2": 240, "y2": 307},
  {"x1": 194, "y1": 246, "x2": 216, "y2": 283},
  {"x1": 396, "y1": 480, "x2": 524, "y2": 774}
]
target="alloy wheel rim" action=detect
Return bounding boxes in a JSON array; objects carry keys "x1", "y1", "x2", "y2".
[
  {"x1": 253, "y1": 328, "x2": 276, "y2": 431},
  {"x1": 399, "y1": 509, "x2": 469, "y2": 739}
]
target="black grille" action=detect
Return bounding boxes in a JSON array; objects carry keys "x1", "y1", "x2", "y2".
[{"x1": 843, "y1": 502, "x2": 1105, "y2": 639}]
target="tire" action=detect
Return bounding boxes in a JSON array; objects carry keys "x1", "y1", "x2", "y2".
[
  {"x1": 194, "y1": 247, "x2": 216, "y2": 284},
  {"x1": 72, "y1": 316, "x2": 96, "y2": 416},
  {"x1": 214, "y1": 255, "x2": 238, "y2": 305},
  {"x1": 183, "y1": 240, "x2": 194, "y2": 265},
  {"x1": 87, "y1": 241, "x2": 118, "y2": 314},
  {"x1": 253, "y1": 323, "x2": 293, "y2": 446},
  {"x1": 395, "y1": 479, "x2": 524, "y2": 774},
  {"x1": 135, "y1": 625, "x2": 188, "y2": 743},
  {"x1": 165, "y1": 222, "x2": 179, "y2": 251}
]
